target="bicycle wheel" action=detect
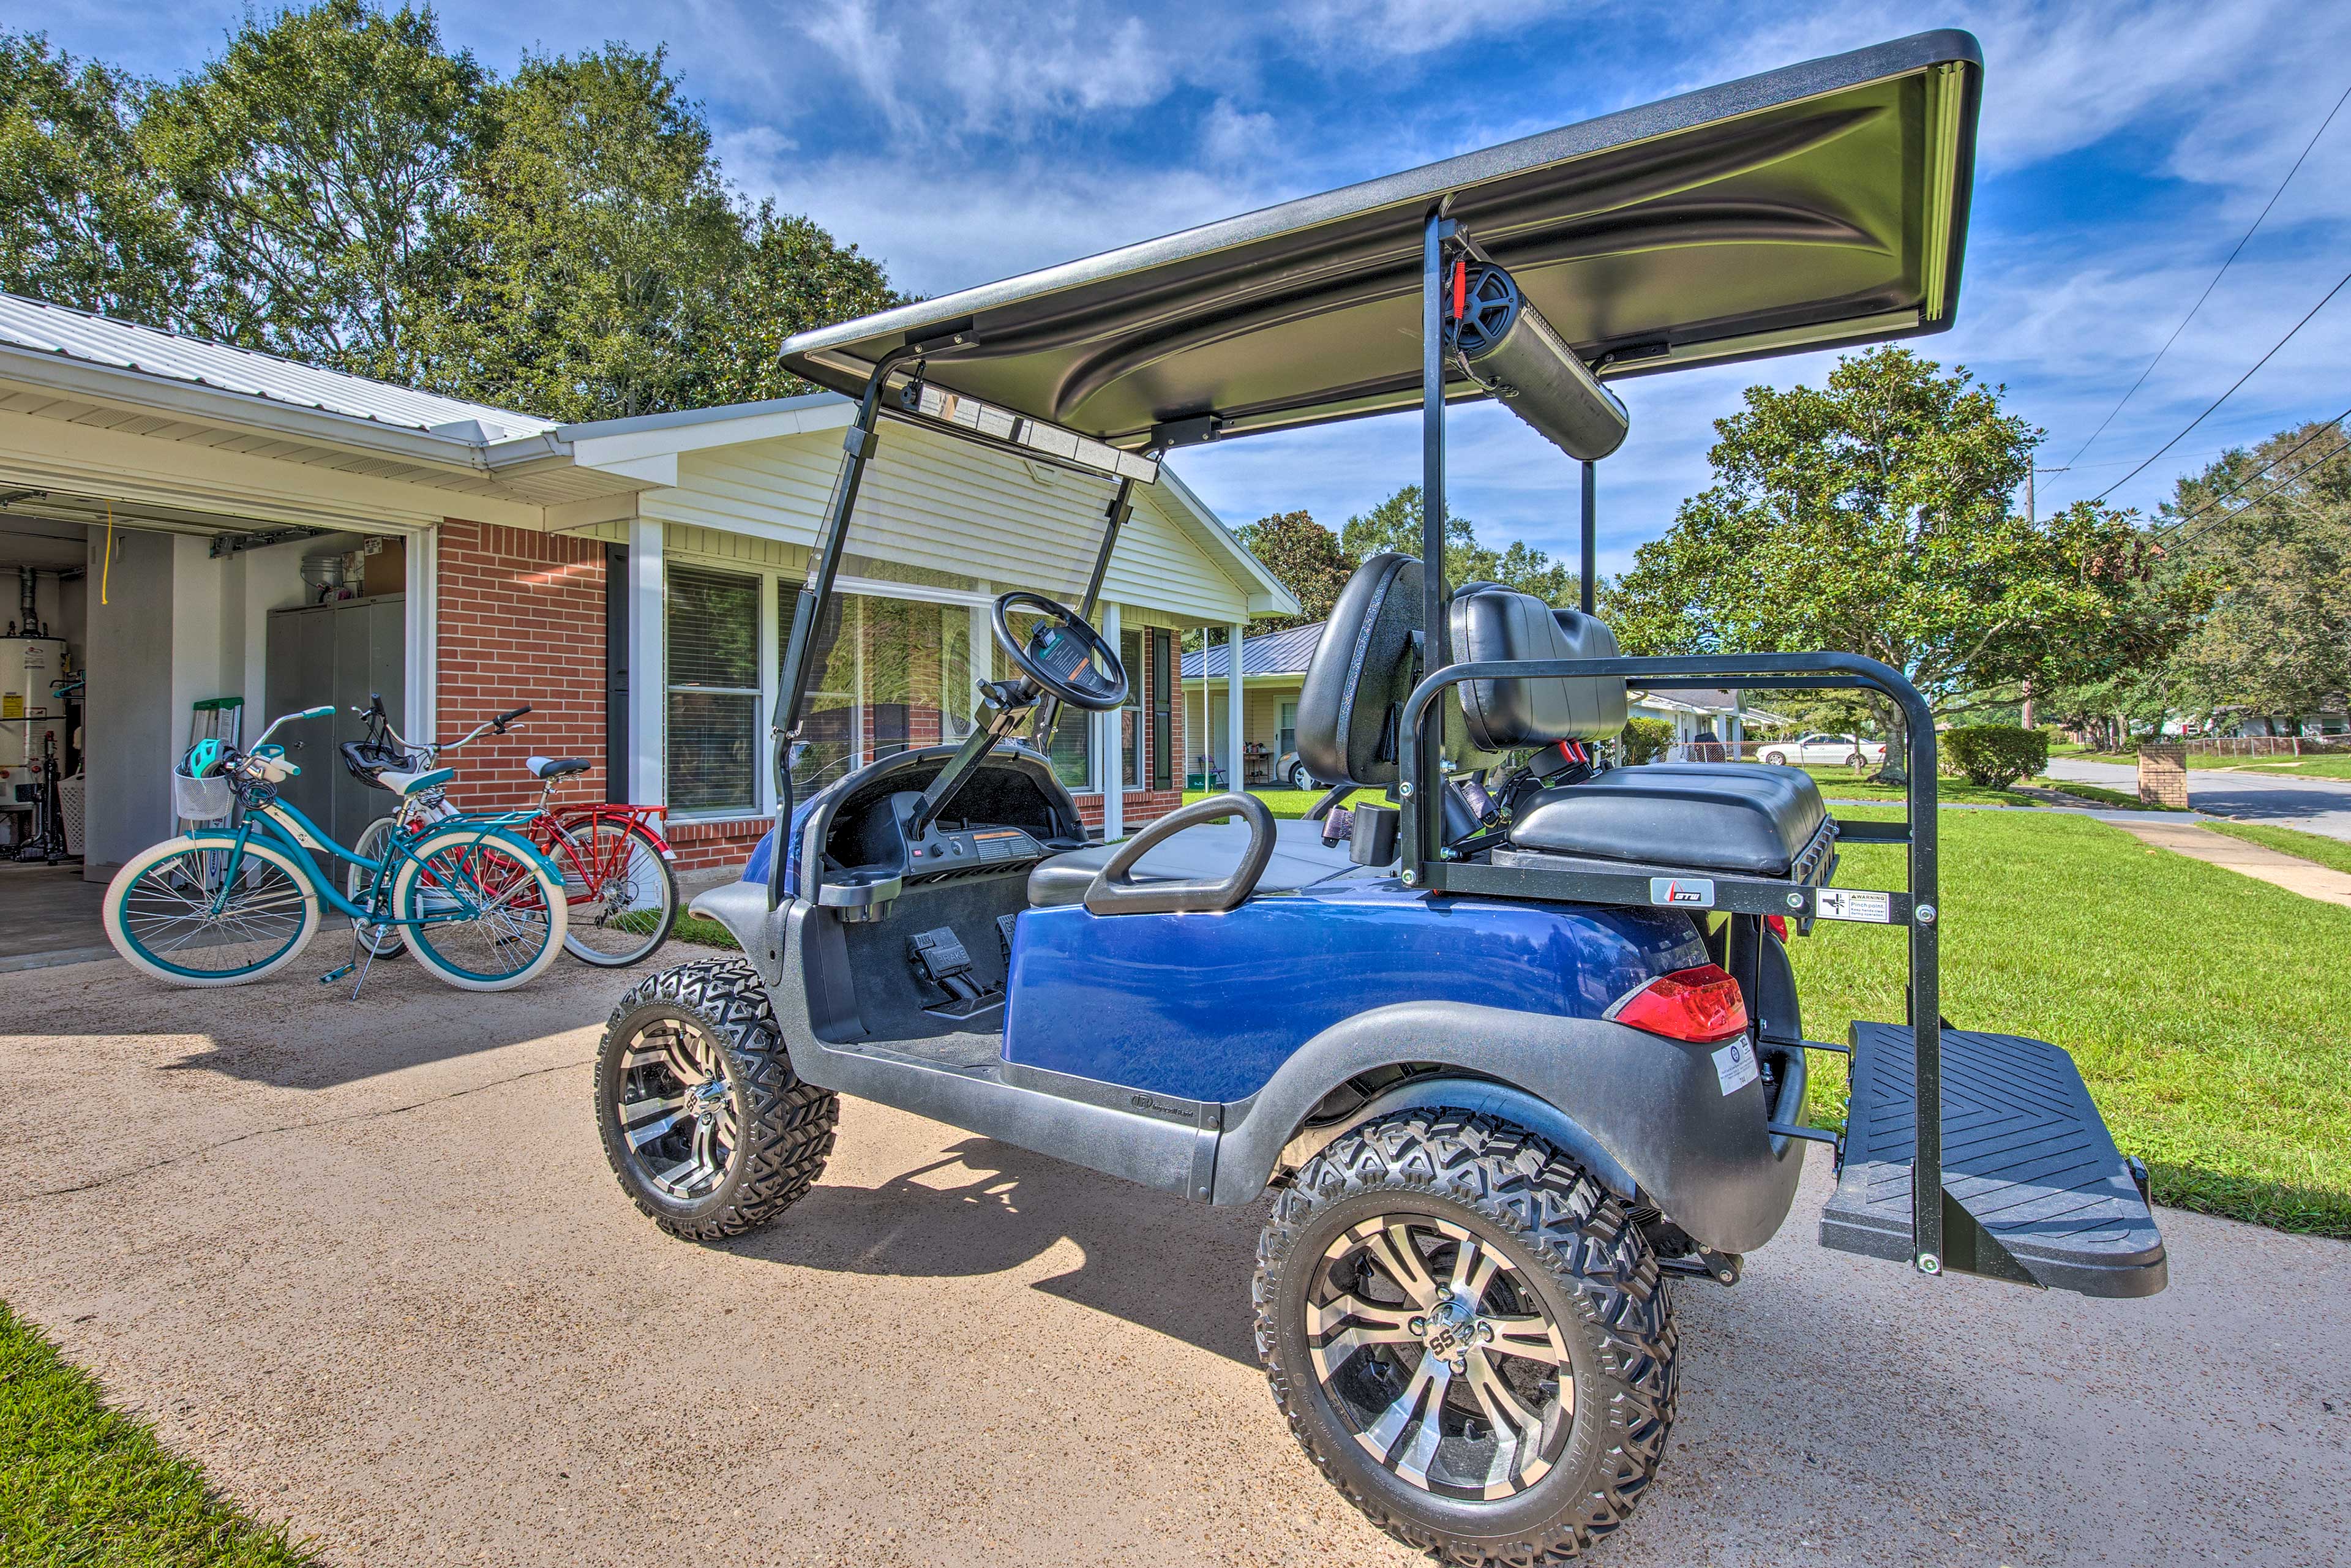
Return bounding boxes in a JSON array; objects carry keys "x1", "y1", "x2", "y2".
[
  {"x1": 345, "y1": 816, "x2": 408, "y2": 958},
  {"x1": 104, "y1": 836, "x2": 320, "y2": 986},
  {"x1": 555, "y1": 816, "x2": 679, "y2": 967},
  {"x1": 391, "y1": 825, "x2": 569, "y2": 991}
]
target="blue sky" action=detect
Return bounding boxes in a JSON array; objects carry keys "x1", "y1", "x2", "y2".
[{"x1": 26, "y1": 0, "x2": 2351, "y2": 576}]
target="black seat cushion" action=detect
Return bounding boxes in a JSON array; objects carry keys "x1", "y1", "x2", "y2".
[
  {"x1": 1028, "y1": 819, "x2": 1364, "y2": 909},
  {"x1": 529, "y1": 756, "x2": 593, "y2": 779},
  {"x1": 1507, "y1": 763, "x2": 1828, "y2": 876},
  {"x1": 1448, "y1": 583, "x2": 1627, "y2": 749}
]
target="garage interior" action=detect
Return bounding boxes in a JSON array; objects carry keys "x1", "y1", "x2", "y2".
[{"x1": 0, "y1": 487, "x2": 407, "y2": 968}]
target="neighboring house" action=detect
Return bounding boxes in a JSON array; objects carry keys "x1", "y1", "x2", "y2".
[
  {"x1": 1179, "y1": 622, "x2": 1780, "y2": 782},
  {"x1": 0, "y1": 293, "x2": 1294, "y2": 874}
]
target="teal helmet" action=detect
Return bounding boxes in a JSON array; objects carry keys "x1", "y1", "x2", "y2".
[{"x1": 186, "y1": 738, "x2": 228, "y2": 778}]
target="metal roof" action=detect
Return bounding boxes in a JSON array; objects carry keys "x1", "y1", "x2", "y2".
[
  {"x1": 782, "y1": 31, "x2": 1981, "y2": 449},
  {"x1": 1183, "y1": 621, "x2": 1325, "y2": 680},
  {"x1": 0, "y1": 294, "x2": 554, "y2": 445}
]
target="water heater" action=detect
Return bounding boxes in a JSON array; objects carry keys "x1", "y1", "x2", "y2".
[{"x1": 1, "y1": 634, "x2": 68, "y2": 780}]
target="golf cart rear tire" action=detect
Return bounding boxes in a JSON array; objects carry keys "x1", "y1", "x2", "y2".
[
  {"x1": 1254, "y1": 1108, "x2": 1676, "y2": 1565},
  {"x1": 596, "y1": 958, "x2": 838, "y2": 1242}
]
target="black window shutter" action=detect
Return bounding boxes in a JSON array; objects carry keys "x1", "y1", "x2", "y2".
[
  {"x1": 1150, "y1": 628, "x2": 1172, "y2": 790},
  {"x1": 604, "y1": 544, "x2": 628, "y2": 795}
]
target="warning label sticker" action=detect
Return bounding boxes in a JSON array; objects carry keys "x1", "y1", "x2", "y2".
[
  {"x1": 1815, "y1": 888, "x2": 1894, "y2": 924},
  {"x1": 1712, "y1": 1037, "x2": 1760, "y2": 1096}
]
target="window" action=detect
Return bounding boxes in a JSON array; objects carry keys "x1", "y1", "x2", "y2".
[
  {"x1": 784, "y1": 591, "x2": 980, "y2": 800},
  {"x1": 1277, "y1": 700, "x2": 1297, "y2": 759},
  {"x1": 667, "y1": 566, "x2": 760, "y2": 812},
  {"x1": 1121, "y1": 627, "x2": 1145, "y2": 790}
]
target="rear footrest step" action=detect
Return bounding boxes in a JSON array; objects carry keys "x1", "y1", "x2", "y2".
[{"x1": 1820, "y1": 1022, "x2": 2167, "y2": 1298}]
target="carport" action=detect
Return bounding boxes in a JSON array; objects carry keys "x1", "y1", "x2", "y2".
[{"x1": 0, "y1": 294, "x2": 632, "y2": 964}]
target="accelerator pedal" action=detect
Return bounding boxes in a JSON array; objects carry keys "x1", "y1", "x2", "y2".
[{"x1": 1821, "y1": 1022, "x2": 2167, "y2": 1298}]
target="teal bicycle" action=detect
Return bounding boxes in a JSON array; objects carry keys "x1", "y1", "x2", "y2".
[{"x1": 102, "y1": 705, "x2": 569, "y2": 991}]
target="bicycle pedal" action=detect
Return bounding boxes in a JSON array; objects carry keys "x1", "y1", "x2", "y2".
[{"x1": 319, "y1": 963, "x2": 356, "y2": 985}]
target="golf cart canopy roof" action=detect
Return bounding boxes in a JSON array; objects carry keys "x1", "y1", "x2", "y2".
[{"x1": 781, "y1": 30, "x2": 1981, "y2": 451}]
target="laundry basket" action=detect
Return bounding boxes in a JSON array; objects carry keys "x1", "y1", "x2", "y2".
[
  {"x1": 59, "y1": 771, "x2": 84, "y2": 855},
  {"x1": 172, "y1": 766, "x2": 234, "y2": 826}
]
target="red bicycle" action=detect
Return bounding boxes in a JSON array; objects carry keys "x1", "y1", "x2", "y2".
[{"x1": 345, "y1": 697, "x2": 680, "y2": 968}]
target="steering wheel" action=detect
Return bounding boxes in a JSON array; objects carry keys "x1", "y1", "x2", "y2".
[{"x1": 991, "y1": 591, "x2": 1128, "y2": 711}]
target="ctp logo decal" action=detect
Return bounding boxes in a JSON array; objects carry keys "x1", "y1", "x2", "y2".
[{"x1": 1648, "y1": 877, "x2": 1717, "y2": 909}]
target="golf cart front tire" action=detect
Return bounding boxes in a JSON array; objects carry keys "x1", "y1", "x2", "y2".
[
  {"x1": 1254, "y1": 1108, "x2": 1676, "y2": 1564},
  {"x1": 596, "y1": 958, "x2": 838, "y2": 1242}
]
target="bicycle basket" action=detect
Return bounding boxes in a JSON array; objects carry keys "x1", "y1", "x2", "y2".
[{"x1": 172, "y1": 767, "x2": 236, "y2": 822}]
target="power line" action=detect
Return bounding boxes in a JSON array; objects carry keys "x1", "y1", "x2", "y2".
[
  {"x1": 2067, "y1": 82, "x2": 2351, "y2": 468},
  {"x1": 2153, "y1": 406, "x2": 2351, "y2": 545},
  {"x1": 2088, "y1": 266, "x2": 2351, "y2": 504}
]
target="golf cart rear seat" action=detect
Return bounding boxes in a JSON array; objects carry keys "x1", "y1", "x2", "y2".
[{"x1": 1298, "y1": 556, "x2": 1831, "y2": 877}]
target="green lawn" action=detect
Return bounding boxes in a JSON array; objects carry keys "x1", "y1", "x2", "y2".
[
  {"x1": 1793, "y1": 766, "x2": 2045, "y2": 808},
  {"x1": 1, "y1": 1302, "x2": 321, "y2": 1567},
  {"x1": 2233, "y1": 755, "x2": 2351, "y2": 780},
  {"x1": 2200, "y1": 820, "x2": 2351, "y2": 876},
  {"x1": 2038, "y1": 780, "x2": 2179, "y2": 811},
  {"x1": 1790, "y1": 808, "x2": 2351, "y2": 1236},
  {"x1": 672, "y1": 910, "x2": 741, "y2": 949},
  {"x1": 2060, "y1": 748, "x2": 2351, "y2": 777}
]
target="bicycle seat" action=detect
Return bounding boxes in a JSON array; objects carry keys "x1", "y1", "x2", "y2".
[
  {"x1": 380, "y1": 766, "x2": 456, "y2": 797},
  {"x1": 527, "y1": 756, "x2": 593, "y2": 780}
]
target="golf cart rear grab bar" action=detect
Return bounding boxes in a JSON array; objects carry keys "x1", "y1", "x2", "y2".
[{"x1": 1395, "y1": 649, "x2": 1946, "y2": 1275}]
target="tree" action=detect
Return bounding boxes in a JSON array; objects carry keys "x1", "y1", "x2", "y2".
[
  {"x1": 1233, "y1": 510, "x2": 1355, "y2": 631},
  {"x1": 2159, "y1": 422, "x2": 2350, "y2": 729},
  {"x1": 0, "y1": 34, "x2": 196, "y2": 325},
  {"x1": 1608, "y1": 347, "x2": 2197, "y2": 773},
  {"x1": 701, "y1": 201, "x2": 900, "y2": 406},
  {"x1": 3, "y1": 7, "x2": 904, "y2": 424},
  {"x1": 140, "y1": 0, "x2": 483, "y2": 380},
  {"x1": 1340, "y1": 484, "x2": 1583, "y2": 604}
]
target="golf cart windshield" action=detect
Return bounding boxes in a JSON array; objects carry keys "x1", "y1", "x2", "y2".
[
  {"x1": 783, "y1": 31, "x2": 1980, "y2": 449},
  {"x1": 784, "y1": 397, "x2": 1144, "y2": 795}
]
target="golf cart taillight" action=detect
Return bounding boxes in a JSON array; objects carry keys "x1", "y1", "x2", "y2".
[
  {"x1": 1764, "y1": 914, "x2": 1788, "y2": 943},
  {"x1": 1610, "y1": 964, "x2": 1749, "y2": 1044}
]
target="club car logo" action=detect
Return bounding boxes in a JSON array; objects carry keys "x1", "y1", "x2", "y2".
[{"x1": 1648, "y1": 877, "x2": 1716, "y2": 909}]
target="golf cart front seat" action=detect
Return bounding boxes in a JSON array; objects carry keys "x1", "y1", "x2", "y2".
[{"x1": 1294, "y1": 554, "x2": 1827, "y2": 878}]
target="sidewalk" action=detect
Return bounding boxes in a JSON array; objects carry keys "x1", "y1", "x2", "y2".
[{"x1": 2102, "y1": 816, "x2": 2351, "y2": 909}]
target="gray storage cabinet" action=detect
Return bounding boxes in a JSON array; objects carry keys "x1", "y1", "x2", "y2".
[{"x1": 265, "y1": 595, "x2": 405, "y2": 847}]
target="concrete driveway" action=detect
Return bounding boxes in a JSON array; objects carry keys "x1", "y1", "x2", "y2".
[
  {"x1": 2, "y1": 952, "x2": 2345, "y2": 1567},
  {"x1": 2045, "y1": 756, "x2": 2351, "y2": 840}
]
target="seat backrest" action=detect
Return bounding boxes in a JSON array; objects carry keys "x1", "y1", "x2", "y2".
[
  {"x1": 1294, "y1": 553, "x2": 1422, "y2": 787},
  {"x1": 1448, "y1": 583, "x2": 1627, "y2": 751}
]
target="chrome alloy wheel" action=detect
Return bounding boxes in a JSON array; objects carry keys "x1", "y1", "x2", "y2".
[
  {"x1": 1306, "y1": 1214, "x2": 1573, "y2": 1501},
  {"x1": 613, "y1": 1016, "x2": 740, "y2": 1202}
]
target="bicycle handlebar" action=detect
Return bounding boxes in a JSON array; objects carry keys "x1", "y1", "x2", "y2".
[{"x1": 251, "y1": 704, "x2": 334, "y2": 751}]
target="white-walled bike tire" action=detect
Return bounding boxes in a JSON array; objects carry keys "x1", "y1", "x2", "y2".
[
  {"x1": 104, "y1": 836, "x2": 321, "y2": 986},
  {"x1": 390, "y1": 826, "x2": 569, "y2": 991}
]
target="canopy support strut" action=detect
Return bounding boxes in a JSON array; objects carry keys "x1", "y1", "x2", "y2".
[
  {"x1": 1580, "y1": 460, "x2": 1597, "y2": 616},
  {"x1": 770, "y1": 344, "x2": 917, "y2": 909}
]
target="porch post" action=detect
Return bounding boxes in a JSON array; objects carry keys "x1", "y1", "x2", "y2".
[
  {"x1": 1101, "y1": 602, "x2": 1123, "y2": 842},
  {"x1": 626, "y1": 517, "x2": 664, "y2": 805},
  {"x1": 1227, "y1": 621, "x2": 1246, "y2": 793}
]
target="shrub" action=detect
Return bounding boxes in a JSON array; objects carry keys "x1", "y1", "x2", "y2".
[
  {"x1": 1941, "y1": 724, "x2": 2049, "y2": 789},
  {"x1": 1620, "y1": 717, "x2": 1674, "y2": 765}
]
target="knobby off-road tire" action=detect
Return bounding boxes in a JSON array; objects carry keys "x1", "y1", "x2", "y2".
[
  {"x1": 1254, "y1": 1109, "x2": 1676, "y2": 1565},
  {"x1": 596, "y1": 959, "x2": 838, "y2": 1242}
]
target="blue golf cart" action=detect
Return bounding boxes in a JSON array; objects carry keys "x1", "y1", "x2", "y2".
[{"x1": 594, "y1": 31, "x2": 2165, "y2": 1562}]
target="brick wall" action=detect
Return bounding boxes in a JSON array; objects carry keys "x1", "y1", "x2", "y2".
[{"x1": 436, "y1": 519, "x2": 609, "y2": 813}]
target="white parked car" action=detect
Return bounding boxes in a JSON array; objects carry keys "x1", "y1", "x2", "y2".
[{"x1": 1758, "y1": 732, "x2": 1886, "y2": 767}]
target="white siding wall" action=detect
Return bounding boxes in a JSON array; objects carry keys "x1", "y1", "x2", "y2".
[{"x1": 637, "y1": 422, "x2": 1251, "y2": 623}]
